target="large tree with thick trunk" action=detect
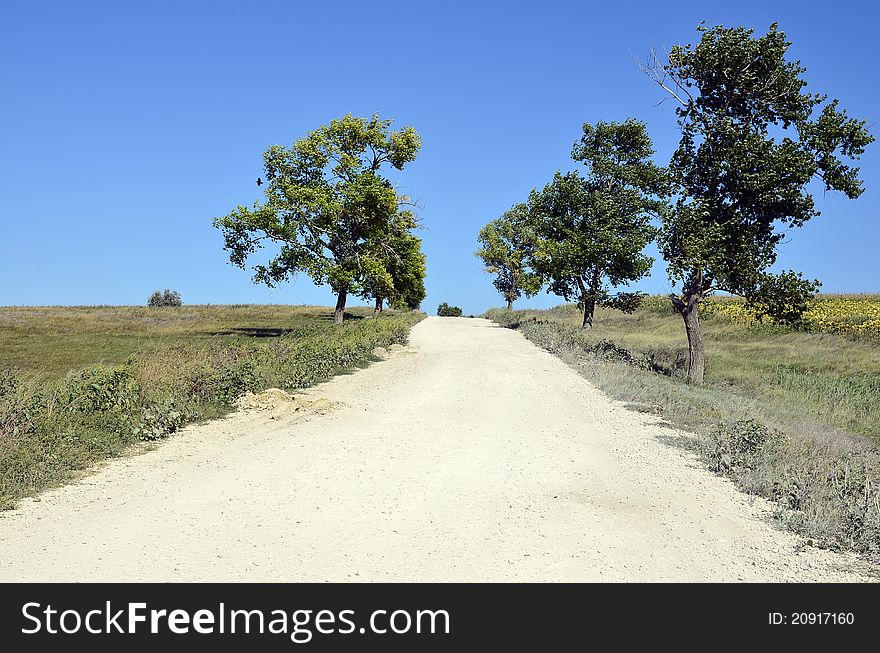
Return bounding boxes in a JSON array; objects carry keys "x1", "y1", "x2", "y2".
[
  {"x1": 643, "y1": 23, "x2": 873, "y2": 384},
  {"x1": 213, "y1": 114, "x2": 421, "y2": 324},
  {"x1": 526, "y1": 119, "x2": 665, "y2": 329}
]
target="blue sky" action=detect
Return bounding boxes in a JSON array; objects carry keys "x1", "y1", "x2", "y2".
[{"x1": 2, "y1": 0, "x2": 877, "y2": 315}]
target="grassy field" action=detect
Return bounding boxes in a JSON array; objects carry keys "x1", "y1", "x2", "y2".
[
  {"x1": 488, "y1": 296, "x2": 880, "y2": 557},
  {"x1": 538, "y1": 297, "x2": 880, "y2": 439},
  {"x1": 0, "y1": 304, "x2": 380, "y2": 381},
  {"x1": 0, "y1": 305, "x2": 424, "y2": 508}
]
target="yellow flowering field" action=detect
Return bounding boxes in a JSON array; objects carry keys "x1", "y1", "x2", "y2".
[{"x1": 698, "y1": 295, "x2": 880, "y2": 338}]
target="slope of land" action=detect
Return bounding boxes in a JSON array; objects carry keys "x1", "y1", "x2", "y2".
[{"x1": 0, "y1": 317, "x2": 872, "y2": 582}]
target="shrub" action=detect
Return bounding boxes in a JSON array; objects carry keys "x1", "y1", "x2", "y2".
[
  {"x1": 148, "y1": 289, "x2": 182, "y2": 307},
  {"x1": 703, "y1": 419, "x2": 785, "y2": 474},
  {"x1": 0, "y1": 370, "x2": 40, "y2": 442},
  {"x1": 57, "y1": 366, "x2": 139, "y2": 413},
  {"x1": 437, "y1": 302, "x2": 463, "y2": 317}
]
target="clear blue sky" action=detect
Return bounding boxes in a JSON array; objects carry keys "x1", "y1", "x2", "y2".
[{"x1": 2, "y1": 0, "x2": 877, "y2": 314}]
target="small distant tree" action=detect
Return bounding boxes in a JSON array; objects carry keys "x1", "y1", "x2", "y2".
[
  {"x1": 148, "y1": 289, "x2": 182, "y2": 307},
  {"x1": 362, "y1": 210, "x2": 427, "y2": 313},
  {"x1": 642, "y1": 23, "x2": 874, "y2": 384},
  {"x1": 527, "y1": 119, "x2": 666, "y2": 329},
  {"x1": 476, "y1": 204, "x2": 542, "y2": 310},
  {"x1": 437, "y1": 303, "x2": 463, "y2": 317},
  {"x1": 213, "y1": 114, "x2": 421, "y2": 324}
]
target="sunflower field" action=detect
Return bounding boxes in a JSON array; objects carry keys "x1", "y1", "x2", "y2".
[{"x1": 692, "y1": 295, "x2": 880, "y2": 338}]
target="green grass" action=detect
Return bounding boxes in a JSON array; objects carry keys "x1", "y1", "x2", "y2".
[
  {"x1": 487, "y1": 299, "x2": 880, "y2": 557},
  {"x1": 0, "y1": 304, "x2": 379, "y2": 381},
  {"x1": 0, "y1": 305, "x2": 424, "y2": 508}
]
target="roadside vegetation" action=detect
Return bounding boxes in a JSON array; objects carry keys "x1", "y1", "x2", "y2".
[
  {"x1": 0, "y1": 305, "x2": 424, "y2": 508},
  {"x1": 488, "y1": 299, "x2": 880, "y2": 557}
]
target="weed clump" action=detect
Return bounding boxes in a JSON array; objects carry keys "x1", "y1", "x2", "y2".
[{"x1": 703, "y1": 419, "x2": 785, "y2": 474}]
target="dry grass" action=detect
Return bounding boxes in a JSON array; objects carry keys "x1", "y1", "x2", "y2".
[{"x1": 506, "y1": 300, "x2": 880, "y2": 438}]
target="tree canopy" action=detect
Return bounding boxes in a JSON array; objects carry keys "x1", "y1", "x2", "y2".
[
  {"x1": 362, "y1": 209, "x2": 427, "y2": 312},
  {"x1": 526, "y1": 119, "x2": 665, "y2": 328},
  {"x1": 213, "y1": 114, "x2": 422, "y2": 323},
  {"x1": 644, "y1": 23, "x2": 874, "y2": 383},
  {"x1": 476, "y1": 204, "x2": 542, "y2": 310}
]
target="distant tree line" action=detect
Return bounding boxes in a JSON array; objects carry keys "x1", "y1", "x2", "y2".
[{"x1": 476, "y1": 23, "x2": 873, "y2": 384}]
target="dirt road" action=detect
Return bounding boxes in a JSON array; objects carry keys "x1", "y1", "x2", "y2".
[{"x1": 0, "y1": 317, "x2": 871, "y2": 581}]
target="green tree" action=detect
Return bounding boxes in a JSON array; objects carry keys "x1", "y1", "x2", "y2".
[
  {"x1": 643, "y1": 23, "x2": 873, "y2": 384},
  {"x1": 147, "y1": 289, "x2": 182, "y2": 307},
  {"x1": 476, "y1": 204, "x2": 542, "y2": 310},
  {"x1": 528, "y1": 119, "x2": 665, "y2": 328},
  {"x1": 363, "y1": 210, "x2": 427, "y2": 312},
  {"x1": 213, "y1": 114, "x2": 421, "y2": 324},
  {"x1": 385, "y1": 232, "x2": 427, "y2": 311}
]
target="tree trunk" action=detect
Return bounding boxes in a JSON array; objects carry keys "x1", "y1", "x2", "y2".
[
  {"x1": 580, "y1": 268, "x2": 602, "y2": 330},
  {"x1": 506, "y1": 298, "x2": 513, "y2": 311},
  {"x1": 670, "y1": 292, "x2": 705, "y2": 385},
  {"x1": 581, "y1": 297, "x2": 595, "y2": 329},
  {"x1": 374, "y1": 297, "x2": 383, "y2": 315},
  {"x1": 334, "y1": 287, "x2": 348, "y2": 325}
]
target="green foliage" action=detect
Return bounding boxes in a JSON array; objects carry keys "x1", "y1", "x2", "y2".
[
  {"x1": 134, "y1": 398, "x2": 183, "y2": 441},
  {"x1": 0, "y1": 370, "x2": 39, "y2": 442},
  {"x1": 362, "y1": 210, "x2": 427, "y2": 310},
  {"x1": 601, "y1": 291, "x2": 646, "y2": 314},
  {"x1": 437, "y1": 303, "x2": 463, "y2": 317},
  {"x1": 58, "y1": 366, "x2": 140, "y2": 413},
  {"x1": 476, "y1": 204, "x2": 542, "y2": 308},
  {"x1": 647, "y1": 22, "x2": 873, "y2": 323},
  {"x1": 148, "y1": 289, "x2": 182, "y2": 307},
  {"x1": 745, "y1": 271, "x2": 821, "y2": 325},
  {"x1": 704, "y1": 419, "x2": 785, "y2": 474},
  {"x1": 526, "y1": 119, "x2": 665, "y2": 327},
  {"x1": 213, "y1": 114, "x2": 422, "y2": 320}
]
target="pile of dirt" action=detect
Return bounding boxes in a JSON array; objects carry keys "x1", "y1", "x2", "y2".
[{"x1": 235, "y1": 389, "x2": 338, "y2": 418}]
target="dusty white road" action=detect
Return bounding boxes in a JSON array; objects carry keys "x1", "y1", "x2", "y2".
[{"x1": 0, "y1": 317, "x2": 872, "y2": 582}]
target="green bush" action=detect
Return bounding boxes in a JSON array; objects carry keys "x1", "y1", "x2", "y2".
[
  {"x1": 57, "y1": 366, "x2": 139, "y2": 413},
  {"x1": 0, "y1": 370, "x2": 39, "y2": 442},
  {"x1": 703, "y1": 419, "x2": 785, "y2": 474},
  {"x1": 148, "y1": 289, "x2": 182, "y2": 307},
  {"x1": 437, "y1": 302, "x2": 463, "y2": 317}
]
